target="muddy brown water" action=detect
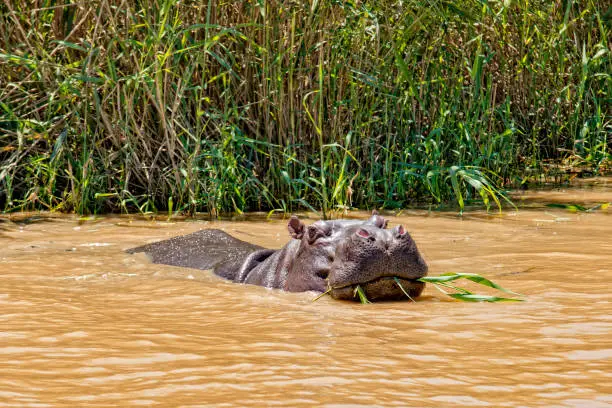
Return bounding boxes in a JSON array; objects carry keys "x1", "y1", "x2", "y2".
[{"x1": 1, "y1": 180, "x2": 611, "y2": 407}]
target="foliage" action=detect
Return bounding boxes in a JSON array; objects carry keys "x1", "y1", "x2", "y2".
[{"x1": 1, "y1": 0, "x2": 609, "y2": 215}]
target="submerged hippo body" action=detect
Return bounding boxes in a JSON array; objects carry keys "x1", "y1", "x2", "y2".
[{"x1": 127, "y1": 213, "x2": 428, "y2": 301}]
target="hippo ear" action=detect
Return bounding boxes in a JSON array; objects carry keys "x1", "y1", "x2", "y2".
[
  {"x1": 288, "y1": 216, "x2": 306, "y2": 239},
  {"x1": 369, "y1": 210, "x2": 388, "y2": 229},
  {"x1": 305, "y1": 222, "x2": 331, "y2": 244}
]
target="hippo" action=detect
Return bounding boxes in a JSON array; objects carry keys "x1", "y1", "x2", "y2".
[{"x1": 127, "y1": 212, "x2": 428, "y2": 301}]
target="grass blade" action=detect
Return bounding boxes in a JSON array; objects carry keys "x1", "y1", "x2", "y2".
[
  {"x1": 393, "y1": 277, "x2": 416, "y2": 302},
  {"x1": 419, "y1": 272, "x2": 523, "y2": 296},
  {"x1": 311, "y1": 287, "x2": 332, "y2": 303},
  {"x1": 353, "y1": 285, "x2": 371, "y2": 304}
]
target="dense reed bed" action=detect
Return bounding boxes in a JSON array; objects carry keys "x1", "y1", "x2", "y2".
[{"x1": 0, "y1": 0, "x2": 609, "y2": 215}]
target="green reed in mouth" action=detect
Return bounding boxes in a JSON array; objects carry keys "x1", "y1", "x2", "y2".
[
  {"x1": 345, "y1": 273, "x2": 524, "y2": 304},
  {"x1": 414, "y1": 273, "x2": 524, "y2": 303},
  {"x1": 313, "y1": 273, "x2": 523, "y2": 304},
  {"x1": 355, "y1": 273, "x2": 524, "y2": 304},
  {"x1": 0, "y1": 1, "x2": 609, "y2": 216}
]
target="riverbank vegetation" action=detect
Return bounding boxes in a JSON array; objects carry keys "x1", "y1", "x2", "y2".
[{"x1": 1, "y1": 0, "x2": 609, "y2": 216}]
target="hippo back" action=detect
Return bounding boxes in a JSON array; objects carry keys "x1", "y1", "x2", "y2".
[{"x1": 127, "y1": 229, "x2": 264, "y2": 279}]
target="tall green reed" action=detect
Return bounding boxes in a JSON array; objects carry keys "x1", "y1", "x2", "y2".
[{"x1": 0, "y1": 0, "x2": 609, "y2": 215}]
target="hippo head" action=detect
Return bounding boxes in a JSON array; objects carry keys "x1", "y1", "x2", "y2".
[
  {"x1": 327, "y1": 222, "x2": 428, "y2": 301},
  {"x1": 284, "y1": 212, "x2": 428, "y2": 301}
]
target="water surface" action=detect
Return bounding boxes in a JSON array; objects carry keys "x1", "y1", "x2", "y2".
[{"x1": 1, "y1": 180, "x2": 611, "y2": 407}]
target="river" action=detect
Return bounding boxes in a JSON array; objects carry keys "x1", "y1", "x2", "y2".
[{"x1": 1, "y1": 179, "x2": 610, "y2": 407}]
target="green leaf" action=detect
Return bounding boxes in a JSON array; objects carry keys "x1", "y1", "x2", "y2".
[
  {"x1": 418, "y1": 275, "x2": 464, "y2": 283},
  {"x1": 51, "y1": 40, "x2": 88, "y2": 52},
  {"x1": 394, "y1": 277, "x2": 416, "y2": 302},
  {"x1": 452, "y1": 272, "x2": 522, "y2": 295},
  {"x1": 50, "y1": 129, "x2": 68, "y2": 163},
  {"x1": 449, "y1": 166, "x2": 464, "y2": 212},
  {"x1": 353, "y1": 285, "x2": 371, "y2": 304},
  {"x1": 419, "y1": 272, "x2": 522, "y2": 296}
]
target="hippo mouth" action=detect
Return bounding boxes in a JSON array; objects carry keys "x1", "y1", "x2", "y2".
[{"x1": 329, "y1": 277, "x2": 425, "y2": 302}]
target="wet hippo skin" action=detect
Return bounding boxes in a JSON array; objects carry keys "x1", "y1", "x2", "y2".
[{"x1": 127, "y1": 212, "x2": 428, "y2": 301}]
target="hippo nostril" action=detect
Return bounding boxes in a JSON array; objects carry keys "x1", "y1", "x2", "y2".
[
  {"x1": 356, "y1": 229, "x2": 370, "y2": 238},
  {"x1": 316, "y1": 270, "x2": 329, "y2": 280}
]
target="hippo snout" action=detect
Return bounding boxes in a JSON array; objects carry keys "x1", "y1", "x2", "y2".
[{"x1": 328, "y1": 224, "x2": 428, "y2": 301}]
